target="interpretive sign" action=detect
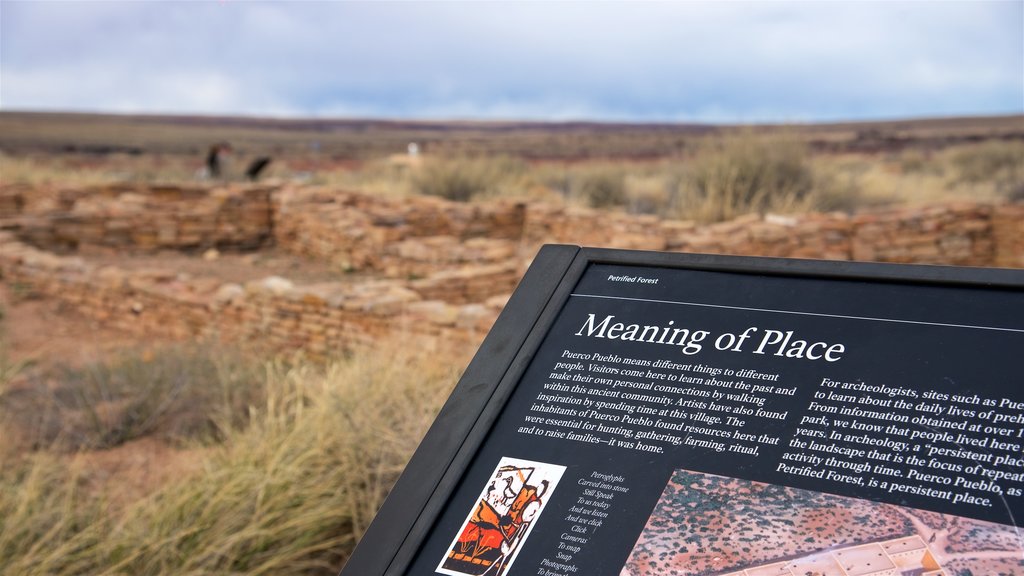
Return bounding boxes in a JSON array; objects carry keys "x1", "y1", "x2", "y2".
[{"x1": 340, "y1": 245, "x2": 1024, "y2": 576}]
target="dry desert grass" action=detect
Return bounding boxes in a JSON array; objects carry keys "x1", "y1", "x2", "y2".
[
  {"x1": 0, "y1": 341, "x2": 462, "y2": 575},
  {"x1": 3, "y1": 114, "x2": 1021, "y2": 224}
]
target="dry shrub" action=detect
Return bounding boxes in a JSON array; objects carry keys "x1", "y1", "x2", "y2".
[
  {"x1": 530, "y1": 163, "x2": 631, "y2": 209},
  {"x1": 807, "y1": 164, "x2": 880, "y2": 214},
  {"x1": 950, "y1": 141, "x2": 1024, "y2": 195},
  {"x1": 2, "y1": 344, "x2": 267, "y2": 451},
  {"x1": 0, "y1": 153, "x2": 114, "y2": 187},
  {"x1": 0, "y1": 151, "x2": 206, "y2": 186},
  {"x1": 412, "y1": 155, "x2": 526, "y2": 201},
  {"x1": 625, "y1": 174, "x2": 673, "y2": 215},
  {"x1": 0, "y1": 344, "x2": 460, "y2": 575},
  {"x1": 895, "y1": 150, "x2": 945, "y2": 177},
  {"x1": 672, "y1": 132, "x2": 816, "y2": 222},
  {"x1": 576, "y1": 167, "x2": 627, "y2": 208},
  {"x1": 311, "y1": 157, "x2": 416, "y2": 197}
]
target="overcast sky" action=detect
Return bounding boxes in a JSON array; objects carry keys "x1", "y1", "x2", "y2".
[{"x1": 1, "y1": 1, "x2": 1021, "y2": 123}]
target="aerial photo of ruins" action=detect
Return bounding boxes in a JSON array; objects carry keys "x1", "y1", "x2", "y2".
[{"x1": 622, "y1": 469, "x2": 1023, "y2": 576}]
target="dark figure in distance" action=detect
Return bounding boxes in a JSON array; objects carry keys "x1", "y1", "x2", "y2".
[
  {"x1": 206, "y1": 142, "x2": 232, "y2": 178},
  {"x1": 245, "y1": 157, "x2": 272, "y2": 181}
]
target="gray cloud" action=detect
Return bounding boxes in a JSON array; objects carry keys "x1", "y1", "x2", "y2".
[{"x1": 1, "y1": 1, "x2": 1021, "y2": 121}]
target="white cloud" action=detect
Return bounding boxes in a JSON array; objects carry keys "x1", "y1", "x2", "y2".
[{"x1": 1, "y1": 1, "x2": 1020, "y2": 121}]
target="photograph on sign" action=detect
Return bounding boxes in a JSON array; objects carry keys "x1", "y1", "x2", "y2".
[
  {"x1": 623, "y1": 468, "x2": 1021, "y2": 576},
  {"x1": 437, "y1": 457, "x2": 566, "y2": 576}
]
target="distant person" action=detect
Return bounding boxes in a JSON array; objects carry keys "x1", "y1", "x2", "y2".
[
  {"x1": 245, "y1": 157, "x2": 272, "y2": 181},
  {"x1": 206, "y1": 142, "x2": 232, "y2": 178}
]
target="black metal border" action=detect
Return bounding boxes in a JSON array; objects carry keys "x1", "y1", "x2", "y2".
[
  {"x1": 339, "y1": 246, "x2": 1024, "y2": 576},
  {"x1": 339, "y1": 244, "x2": 581, "y2": 576}
]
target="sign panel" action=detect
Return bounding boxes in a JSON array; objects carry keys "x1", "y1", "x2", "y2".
[{"x1": 341, "y1": 245, "x2": 1024, "y2": 576}]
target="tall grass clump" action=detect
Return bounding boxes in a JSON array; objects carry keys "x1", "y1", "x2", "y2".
[
  {"x1": 576, "y1": 167, "x2": 627, "y2": 208},
  {"x1": 3, "y1": 344, "x2": 267, "y2": 451},
  {"x1": 0, "y1": 344, "x2": 459, "y2": 575},
  {"x1": 950, "y1": 140, "x2": 1024, "y2": 197},
  {"x1": 672, "y1": 132, "x2": 816, "y2": 222},
  {"x1": 530, "y1": 163, "x2": 636, "y2": 209},
  {"x1": 0, "y1": 454, "x2": 119, "y2": 575},
  {"x1": 0, "y1": 332, "x2": 28, "y2": 401},
  {"x1": 311, "y1": 157, "x2": 417, "y2": 197},
  {"x1": 412, "y1": 155, "x2": 526, "y2": 201}
]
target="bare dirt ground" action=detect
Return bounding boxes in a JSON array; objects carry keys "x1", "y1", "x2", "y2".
[
  {"x1": 71, "y1": 436, "x2": 209, "y2": 509},
  {"x1": 0, "y1": 244, "x2": 368, "y2": 369},
  {"x1": 2, "y1": 283, "x2": 211, "y2": 504},
  {"x1": 1, "y1": 282, "x2": 146, "y2": 368}
]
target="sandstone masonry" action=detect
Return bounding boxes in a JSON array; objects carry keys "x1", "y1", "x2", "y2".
[{"x1": 2, "y1": 182, "x2": 1021, "y2": 355}]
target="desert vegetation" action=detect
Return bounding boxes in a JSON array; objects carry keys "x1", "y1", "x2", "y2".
[
  {"x1": 0, "y1": 338, "x2": 462, "y2": 575},
  {"x1": 366, "y1": 133, "x2": 1024, "y2": 222},
  {"x1": 2, "y1": 112, "x2": 1022, "y2": 223},
  {"x1": 0, "y1": 112, "x2": 1021, "y2": 575}
]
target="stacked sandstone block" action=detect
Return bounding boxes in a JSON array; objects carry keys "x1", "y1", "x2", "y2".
[
  {"x1": 272, "y1": 186, "x2": 526, "y2": 276},
  {"x1": 850, "y1": 203, "x2": 994, "y2": 266},
  {"x1": 213, "y1": 276, "x2": 501, "y2": 359},
  {"x1": 0, "y1": 185, "x2": 26, "y2": 217},
  {"x1": 3, "y1": 178, "x2": 1023, "y2": 360},
  {"x1": 1, "y1": 183, "x2": 274, "y2": 253},
  {"x1": 524, "y1": 205, "x2": 670, "y2": 251},
  {"x1": 0, "y1": 232, "x2": 501, "y2": 356},
  {"x1": 408, "y1": 263, "x2": 524, "y2": 305},
  {"x1": 523, "y1": 202, "x2": 1011, "y2": 267},
  {"x1": 523, "y1": 203, "x2": 852, "y2": 257},
  {"x1": 0, "y1": 233, "x2": 222, "y2": 339},
  {"x1": 991, "y1": 203, "x2": 1024, "y2": 269},
  {"x1": 666, "y1": 213, "x2": 851, "y2": 260}
]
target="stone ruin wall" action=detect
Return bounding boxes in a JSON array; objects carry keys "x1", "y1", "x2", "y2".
[
  {"x1": 2, "y1": 182, "x2": 1022, "y2": 356},
  {"x1": 524, "y1": 202, "x2": 1019, "y2": 267},
  {"x1": 272, "y1": 186, "x2": 525, "y2": 275},
  {"x1": 274, "y1": 187, "x2": 1022, "y2": 271},
  {"x1": 992, "y1": 207, "x2": 1024, "y2": 269},
  {"x1": 1, "y1": 182, "x2": 275, "y2": 253},
  {"x1": 0, "y1": 236, "x2": 503, "y2": 360}
]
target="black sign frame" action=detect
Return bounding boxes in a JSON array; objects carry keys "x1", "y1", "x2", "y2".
[{"x1": 339, "y1": 244, "x2": 1024, "y2": 576}]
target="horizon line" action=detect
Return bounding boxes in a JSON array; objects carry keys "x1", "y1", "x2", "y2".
[{"x1": 2, "y1": 108, "x2": 1022, "y2": 129}]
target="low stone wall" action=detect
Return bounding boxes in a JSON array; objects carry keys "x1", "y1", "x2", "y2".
[
  {"x1": 408, "y1": 262, "x2": 524, "y2": 304},
  {"x1": 0, "y1": 233, "x2": 501, "y2": 357},
  {"x1": 993, "y1": 204, "x2": 1024, "y2": 269},
  {"x1": 0, "y1": 185, "x2": 26, "y2": 216},
  {"x1": 849, "y1": 203, "x2": 998, "y2": 265},
  {"x1": 670, "y1": 213, "x2": 852, "y2": 261},
  {"x1": 271, "y1": 186, "x2": 1021, "y2": 272},
  {"x1": 272, "y1": 186, "x2": 526, "y2": 276},
  {"x1": 4, "y1": 182, "x2": 1023, "y2": 359},
  {"x1": 523, "y1": 201, "x2": 1015, "y2": 267},
  {"x1": 6, "y1": 182, "x2": 1022, "y2": 276},
  {"x1": 1, "y1": 183, "x2": 275, "y2": 253},
  {"x1": 214, "y1": 279, "x2": 502, "y2": 356}
]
